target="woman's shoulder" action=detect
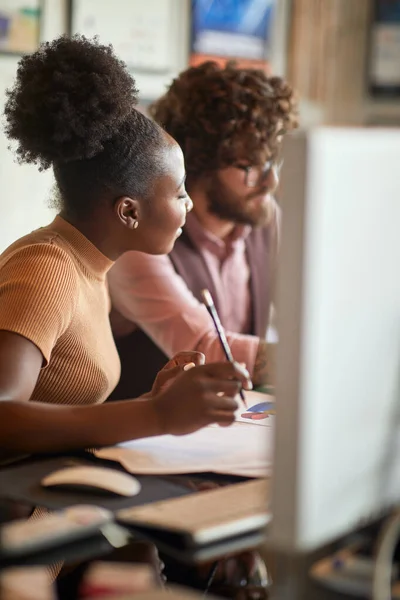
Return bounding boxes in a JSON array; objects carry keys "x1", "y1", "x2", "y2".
[{"x1": 0, "y1": 225, "x2": 78, "y2": 286}]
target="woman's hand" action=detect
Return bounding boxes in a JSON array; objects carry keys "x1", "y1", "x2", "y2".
[
  {"x1": 149, "y1": 351, "x2": 205, "y2": 396},
  {"x1": 150, "y1": 361, "x2": 252, "y2": 436}
]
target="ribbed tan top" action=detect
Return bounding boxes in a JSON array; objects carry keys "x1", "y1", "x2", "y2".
[{"x1": 0, "y1": 216, "x2": 121, "y2": 406}]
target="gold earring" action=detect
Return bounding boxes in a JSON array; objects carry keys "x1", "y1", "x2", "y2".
[{"x1": 133, "y1": 220, "x2": 139, "y2": 229}]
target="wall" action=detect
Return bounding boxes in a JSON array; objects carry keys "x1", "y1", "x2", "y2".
[
  {"x1": 0, "y1": 0, "x2": 288, "y2": 252},
  {"x1": 2, "y1": 0, "x2": 396, "y2": 251},
  {"x1": 283, "y1": 0, "x2": 400, "y2": 128},
  {"x1": 0, "y1": 0, "x2": 191, "y2": 252},
  {"x1": 0, "y1": 0, "x2": 67, "y2": 252}
]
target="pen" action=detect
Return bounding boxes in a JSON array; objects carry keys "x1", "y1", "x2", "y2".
[{"x1": 201, "y1": 288, "x2": 248, "y2": 405}]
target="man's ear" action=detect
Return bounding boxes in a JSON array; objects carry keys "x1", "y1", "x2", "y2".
[{"x1": 114, "y1": 196, "x2": 140, "y2": 230}]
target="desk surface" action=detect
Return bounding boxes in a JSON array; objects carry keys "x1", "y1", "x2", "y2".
[
  {"x1": 0, "y1": 453, "x2": 255, "y2": 569},
  {"x1": 0, "y1": 450, "x2": 249, "y2": 511},
  {"x1": 0, "y1": 456, "x2": 360, "y2": 599},
  {"x1": 0, "y1": 453, "x2": 196, "y2": 512}
]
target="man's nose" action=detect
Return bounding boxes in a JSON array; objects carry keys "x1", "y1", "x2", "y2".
[{"x1": 264, "y1": 165, "x2": 279, "y2": 193}]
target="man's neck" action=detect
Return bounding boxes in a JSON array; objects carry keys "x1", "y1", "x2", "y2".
[{"x1": 191, "y1": 194, "x2": 235, "y2": 241}]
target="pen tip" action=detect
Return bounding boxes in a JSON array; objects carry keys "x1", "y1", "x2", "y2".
[{"x1": 201, "y1": 289, "x2": 213, "y2": 307}]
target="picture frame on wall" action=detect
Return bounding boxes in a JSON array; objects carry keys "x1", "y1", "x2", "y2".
[
  {"x1": 0, "y1": 0, "x2": 42, "y2": 55},
  {"x1": 368, "y1": 0, "x2": 400, "y2": 97},
  {"x1": 68, "y1": 0, "x2": 175, "y2": 74},
  {"x1": 190, "y1": 0, "x2": 276, "y2": 71}
]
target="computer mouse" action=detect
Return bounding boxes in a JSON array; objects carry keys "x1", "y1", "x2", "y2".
[{"x1": 41, "y1": 465, "x2": 141, "y2": 497}]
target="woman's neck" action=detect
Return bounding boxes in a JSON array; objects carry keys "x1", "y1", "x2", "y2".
[{"x1": 59, "y1": 211, "x2": 124, "y2": 261}]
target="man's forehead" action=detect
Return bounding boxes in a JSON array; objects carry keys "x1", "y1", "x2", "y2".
[{"x1": 231, "y1": 146, "x2": 274, "y2": 166}]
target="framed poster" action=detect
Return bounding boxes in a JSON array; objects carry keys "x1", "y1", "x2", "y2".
[
  {"x1": 0, "y1": 0, "x2": 42, "y2": 55},
  {"x1": 369, "y1": 0, "x2": 400, "y2": 96},
  {"x1": 69, "y1": 0, "x2": 174, "y2": 74},
  {"x1": 191, "y1": 0, "x2": 275, "y2": 71}
]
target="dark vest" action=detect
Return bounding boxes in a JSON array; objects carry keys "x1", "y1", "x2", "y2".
[{"x1": 108, "y1": 225, "x2": 275, "y2": 400}]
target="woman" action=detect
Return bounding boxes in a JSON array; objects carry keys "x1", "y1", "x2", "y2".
[{"x1": 0, "y1": 35, "x2": 251, "y2": 458}]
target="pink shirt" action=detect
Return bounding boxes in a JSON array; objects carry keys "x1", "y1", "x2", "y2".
[
  {"x1": 108, "y1": 213, "x2": 260, "y2": 373},
  {"x1": 184, "y1": 213, "x2": 253, "y2": 334}
]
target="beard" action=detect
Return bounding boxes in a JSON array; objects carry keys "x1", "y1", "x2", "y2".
[{"x1": 205, "y1": 173, "x2": 271, "y2": 227}]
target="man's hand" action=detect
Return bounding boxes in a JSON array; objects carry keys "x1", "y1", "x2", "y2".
[{"x1": 253, "y1": 340, "x2": 275, "y2": 387}]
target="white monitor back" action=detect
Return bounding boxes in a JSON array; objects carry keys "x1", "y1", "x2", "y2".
[{"x1": 270, "y1": 128, "x2": 400, "y2": 552}]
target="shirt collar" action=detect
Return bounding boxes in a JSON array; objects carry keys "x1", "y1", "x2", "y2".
[
  {"x1": 185, "y1": 212, "x2": 251, "y2": 254},
  {"x1": 50, "y1": 215, "x2": 114, "y2": 279}
]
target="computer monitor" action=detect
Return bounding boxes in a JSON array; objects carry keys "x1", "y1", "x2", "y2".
[{"x1": 270, "y1": 128, "x2": 400, "y2": 553}]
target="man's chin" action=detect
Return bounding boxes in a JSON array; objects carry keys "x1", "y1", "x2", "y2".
[
  {"x1": 240, "y1": 207, "x2": 271, "y2": 227},
  {"x1": 208, "y1": 198, "x2": 270, "y2": 227}
]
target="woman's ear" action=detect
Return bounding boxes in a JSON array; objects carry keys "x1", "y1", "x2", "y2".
[{"x1": 115, "y1": 196, "x2": 140, "y2": 230}]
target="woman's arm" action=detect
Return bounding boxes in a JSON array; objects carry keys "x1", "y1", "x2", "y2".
[
  {"x1": 0, "y1": 331, "x2": 250, "y2": 454},
  {"x1": 0, "y1": 330, "x2": 162, "y2": 453},
  {"x1": 0, "y1": 396, "x2": 162, "y2": 454}
]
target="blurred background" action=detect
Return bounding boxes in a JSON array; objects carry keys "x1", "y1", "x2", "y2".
[{"x1": 0, "y1": 0, "x2": 398, "y2": 251}]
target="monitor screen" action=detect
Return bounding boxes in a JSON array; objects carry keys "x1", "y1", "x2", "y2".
[{"x1": 270, "y1": 128, "x2": 400, "y2": 551}]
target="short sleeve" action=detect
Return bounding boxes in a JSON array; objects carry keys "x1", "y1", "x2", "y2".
[{"x1": 0, "y1": 243, "x2": 78, "y2": 365}]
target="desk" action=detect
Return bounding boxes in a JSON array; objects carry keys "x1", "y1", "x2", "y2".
[
  {"x1": 0, "y1": 453, "x2": 194, "y2": 512},
  {"x1": 0, "y1": 452, "x2": 259, "y2": 571},
  {"x1": 0, "y1": 456, "x2": 364, "y2": 600}
]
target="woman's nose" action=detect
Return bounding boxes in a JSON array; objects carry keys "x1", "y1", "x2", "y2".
[{"x1": 186, "y1": 196, "x2": 193, "y2": 213}]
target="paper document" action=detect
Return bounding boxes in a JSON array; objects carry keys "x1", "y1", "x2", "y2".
[
  {"x1": 235, "y1": 390, "x2": 275, "y2": 427},
  {"x1": 95, "y1": 390, "x2": 274, "y2": 477},
  {"x1": 96, "y1": 422, "x2": 272, "y2": 478}
]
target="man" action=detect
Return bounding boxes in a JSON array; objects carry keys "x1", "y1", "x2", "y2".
[{"x1": 108, "y1": 61, "x2": 298, "y2": 400}]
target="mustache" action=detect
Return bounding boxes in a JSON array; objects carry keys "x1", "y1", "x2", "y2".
[{"x1": 247, "y1": 186, "x2": 269, "y2": 200}]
